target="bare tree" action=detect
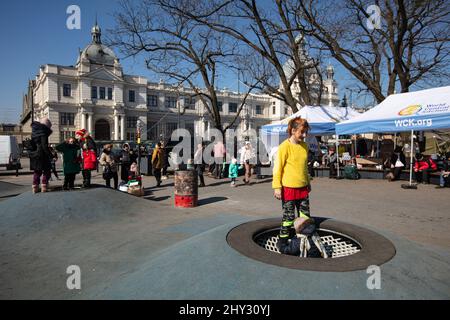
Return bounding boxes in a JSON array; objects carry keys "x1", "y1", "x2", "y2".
[
  {"x1": 109, "y1": 0, "x2": 261, "y2": 137},
  {"x1": 158, "y1": 0, "x2": 330, "y2": 113},
  {"x1": 297, "y1": 0, "x2": 450, "y2": 103}
]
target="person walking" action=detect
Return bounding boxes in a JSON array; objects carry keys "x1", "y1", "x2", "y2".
[
  {"x1": 194, "y1": 143, "x2": 206, "y2": 187},
  {"x1": 229, "y1": 158, "x2": 239, "y2": 187},
  {"x1": 99, "y1": 144, "x2": 119, "y2": 189},
  {"x1": 30, "y1": 118, "x2": 53, "y2": 193},
  {"x1": 55, "y1": 137, "x2": 81, "y2": 190},
  {"x1": 272, "y1": 117, "x2": 312, "y2": 255},
  {"x1": 161, "y1": 141, "x2": 170, "y2": 180},
  {"x1": 151, "y1": 142, "x2": 164, "y2": 187},
  {"x1": 213, "y1": 140, "x2": 226, "y2": 179},
  {"x1": 49, "y1": 146, "x2": 60, "y2": 181},
  {"x1": 75, "y1": 129, "x2": 97, "y2": 188},
  {"x1": 239, "y1": 141, "x2": 253, "y2": 184}
]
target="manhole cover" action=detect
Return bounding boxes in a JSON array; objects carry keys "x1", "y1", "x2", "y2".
[
  {"x1": 227, "y1": 218, "x2": 396, "y2": 272},
  {"x1": 254, "y1": 228, "x2": 361, "y2": 258}
]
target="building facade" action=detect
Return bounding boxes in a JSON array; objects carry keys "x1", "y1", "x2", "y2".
[
  {"x1": 21, "y1": 23, "x2": 340, "y2": 144},
  {"x1": 280, "y1": 36, "x2": 340, "y2": 110},
  {"x1": 0, "y1": 123, "x2": 25, "y2": 144}
]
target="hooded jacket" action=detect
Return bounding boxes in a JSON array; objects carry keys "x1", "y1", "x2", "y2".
[{"x1": 30, "y1": 121, "x2": 53, "y2": 171}]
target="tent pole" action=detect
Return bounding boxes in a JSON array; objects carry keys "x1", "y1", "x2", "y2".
[
  {"x1": 336, "y1": 135, "x2": 340, "y2": 177},
  {"x1": 409, "y1": 130, "x2": 414, "y2": 186}
]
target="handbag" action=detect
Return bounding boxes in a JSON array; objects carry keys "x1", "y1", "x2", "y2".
[
  {"x1": 102, "y1": 165, "x2": 113, "y2": 180},
  {"x1": 395, "y1": 159, "x2": 404, "y2": 167}
]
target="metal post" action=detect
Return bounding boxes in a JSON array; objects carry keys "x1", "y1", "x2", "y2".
[
  {"x1": 30, "y1": 80, "x2": 34, "y2": 123},
  {"x1": 336, "y1": 135, "x2": 340, "y2": 178},
  {"x1": 409, "y1": 130, "x2": 414, "y2": 185},
  {"x1": 137, "y1": 119, "x2": 142, "y2": 176},
  {"x1": 177, "y1": 100, "x2": 180, "y2": 130}
]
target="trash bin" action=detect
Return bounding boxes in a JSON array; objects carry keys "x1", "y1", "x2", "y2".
[{"x1": 174, "y1": 170, "x2": 198, "y2": 208}]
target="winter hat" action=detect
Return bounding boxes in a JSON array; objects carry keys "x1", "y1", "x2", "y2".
[
  {"x1": 232, "y1": 158, "x2": 237, "y2": 164},
  {"x1": 76, "y1": 129, "x2": 87, "y2": 137},
  {"x1": 40, "y1": 117, "x2": 52, "y2": 129}
]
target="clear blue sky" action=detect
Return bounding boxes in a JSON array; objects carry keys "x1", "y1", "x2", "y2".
[{"x1": 0, "y1": 0, "x2": 368, "y2": 124}]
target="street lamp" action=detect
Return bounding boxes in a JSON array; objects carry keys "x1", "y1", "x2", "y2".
[{"x1": 136, "y1": 119, "x2": 143, "y2": 175}]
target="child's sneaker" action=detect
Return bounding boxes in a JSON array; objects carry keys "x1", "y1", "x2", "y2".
[{"x1": 231, "y1": 181, "x2": 236, "y2": 187}]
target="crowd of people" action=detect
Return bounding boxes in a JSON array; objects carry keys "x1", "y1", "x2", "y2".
[
  {"x1": 28, "y1": 119, "x2": 143, "y2": 193},
  {"x1": 27, "y1": 117, "x2": 449, "y2": 195}
]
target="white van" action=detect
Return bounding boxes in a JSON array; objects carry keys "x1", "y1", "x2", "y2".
[{"x1": 0, "y1": 136, "x2": 21, "y2": 170}]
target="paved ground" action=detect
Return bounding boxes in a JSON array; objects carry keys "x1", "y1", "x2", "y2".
[{"x1": 0, "y1": 168, "x2": 449, "y2": 299}]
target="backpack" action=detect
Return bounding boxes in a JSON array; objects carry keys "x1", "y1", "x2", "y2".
[
  {"x1": 344, "y1": 165, "x2": 360, "y2": 180},
  {"x1": 82, "y1": 149, "x2": 97, "y2": 170},
  {"x1": 22, "y1": 138, "x2": 37, "y2": 152},
  {"x1": 23, "y1": 138, "x2": 39, "y2": 158}
]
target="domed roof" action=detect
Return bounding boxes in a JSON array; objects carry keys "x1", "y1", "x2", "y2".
[
  {"x1": 78, "y1": 22, "x2": 118, "y2": 66},
  {"x1": 81, "y1": 43, "x2": 117, "y2": 66}
]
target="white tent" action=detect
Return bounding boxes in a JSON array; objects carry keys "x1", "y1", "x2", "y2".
[
  {"x1": 264, "y1": 105, "x2": 361, "y2": 136},
  {"x1": 336, "y1": 86, "x2": 450, "y2": 135},
  {"x1": 336, "y1": 86, "x2": 450, "y2": 186},
  {"x1": 260, "y1": 105, "x2": 361, "y2": 172}
]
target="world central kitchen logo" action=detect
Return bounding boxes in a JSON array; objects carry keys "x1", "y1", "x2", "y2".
[{"x1": 398, "y1": 105, "x2": 422, "y2": 116}]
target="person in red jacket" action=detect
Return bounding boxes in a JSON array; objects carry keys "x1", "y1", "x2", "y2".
[
  {"x1": 75, "y1": 129, "x2": 97, "y2": 188},
  {"x1": 414, "y1": 153, "x2": 437, "y2": 184}
]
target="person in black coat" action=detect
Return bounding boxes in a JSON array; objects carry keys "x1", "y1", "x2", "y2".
[
  {"x1": 120, "y1": 143, "x2": 132, "y2": 183},
  {"x1": 30, "y1": 118, "x2": 53, "y2": 193},
  {"x1": 437, "y1": 152, "x2": 450, "y2": 188},
  {"x1": 389, "y1": 146, "x2": 406, "y2": 181}
]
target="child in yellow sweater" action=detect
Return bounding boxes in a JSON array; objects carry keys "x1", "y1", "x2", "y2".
[{"x1": 273, "y1": 117, "x2": 312, "y2": 255}]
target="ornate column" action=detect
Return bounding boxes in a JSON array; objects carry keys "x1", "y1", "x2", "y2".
[
  {"x1": 114, "y1": 114, "x2": 119, "y2": 140},
  {"x1": 87, "y1": 113, "x2": 93, "y2": 134},
  {"x1": 120, "y1": 115, "x2": 125, "y2": 140},
  {"x1": 80, "y1": 111, "x2": 86, "y2": 130}
]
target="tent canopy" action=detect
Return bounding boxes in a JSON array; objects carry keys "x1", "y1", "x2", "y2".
[
  {"x1": 336, "y1": 86, "x2": 450, "y2": 135},
  {"x1": 260, "y1": 105, "x2": 361, "y2": 160},
  {"x1": 262, "y1": 105, "x2": 361, "y2": 136}
]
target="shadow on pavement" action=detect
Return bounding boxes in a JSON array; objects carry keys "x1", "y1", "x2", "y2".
[
  {"x1": 144, "y1": 195, "x2": 172, "y2": 202},
  {"x1": 206, "y1": 180, "x2": 233, "y2": 187},
  {"x1": 198, "y1": 196, "x2": 228, "y2": 206}
]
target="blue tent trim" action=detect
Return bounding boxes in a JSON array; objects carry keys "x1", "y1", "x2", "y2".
[{"x1": 336, "y1": 112, "x2": 450, "y2": 135}]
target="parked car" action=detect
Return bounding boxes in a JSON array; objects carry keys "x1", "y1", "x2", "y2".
[{"x1": 0, "y1": 136, "x2": 21, "y2": 171}]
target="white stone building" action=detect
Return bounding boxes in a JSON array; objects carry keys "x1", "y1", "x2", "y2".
[
  {"x1": 21, "y1": 23, "x2": 340, "y2": 144},
  {"x1": 279, "y1": 36, "x2": 340, "y2": 111}
]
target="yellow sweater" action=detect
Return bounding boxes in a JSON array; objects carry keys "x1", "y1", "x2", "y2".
[{"x1": 272, "y1": 139, "x2": 309, "y2": 189}]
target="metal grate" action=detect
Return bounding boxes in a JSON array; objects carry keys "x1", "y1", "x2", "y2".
[{"x1": 254, "y1": 228, "x2": 361, "y2": 258}]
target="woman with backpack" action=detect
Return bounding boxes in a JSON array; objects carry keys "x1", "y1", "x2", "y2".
[{"x1": 30, "y1": 118, "x2": 53, "y2": 193}]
